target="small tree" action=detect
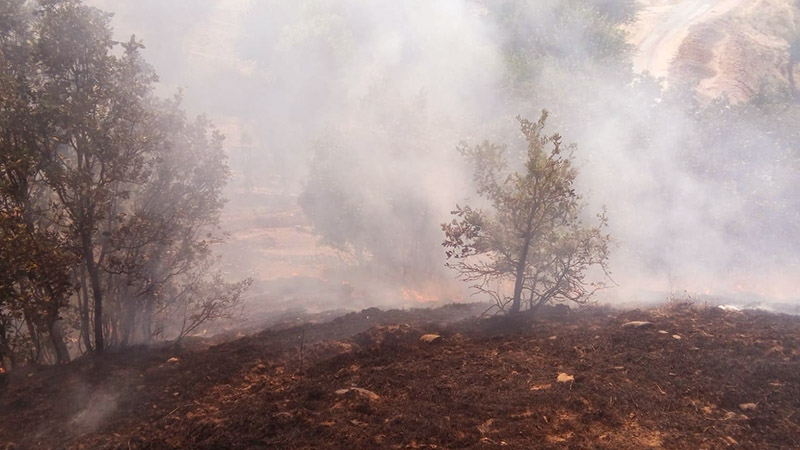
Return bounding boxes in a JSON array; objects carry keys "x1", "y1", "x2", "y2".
[{"x1": 442, "y1": 111, "x2": 610, "y2": 314}]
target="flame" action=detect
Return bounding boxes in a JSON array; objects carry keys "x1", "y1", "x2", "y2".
[{"x1": 402, "y1": 288, "x2": 440, "y2": 303}]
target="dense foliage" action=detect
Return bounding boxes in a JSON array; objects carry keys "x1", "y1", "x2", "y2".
[{"x1": 0, "y1": 0, "x2": 250, "y2": 367}]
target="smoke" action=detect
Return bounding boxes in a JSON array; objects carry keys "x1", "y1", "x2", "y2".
[{"x1": 86, "y1": 0, "x2": 800, "y2": 311}]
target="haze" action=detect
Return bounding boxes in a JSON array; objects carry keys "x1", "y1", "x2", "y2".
[{"x1": 86, "y1": 0, "x2": 800, "y2": 312}]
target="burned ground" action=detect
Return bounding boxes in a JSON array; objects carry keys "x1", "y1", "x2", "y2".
[{"x1": 1, "y1": 303, "x2": 799, "y2": 449}]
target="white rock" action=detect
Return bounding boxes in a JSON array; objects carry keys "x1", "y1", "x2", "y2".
[
  {"x1": 556, "y1": 373, "x2": 575, "y2": 383},
  {"x1": 419, "y1": 334, "x2": 442, "y2": 343},
  {"x1": 335, "y1": 387, "x2": 380, "y2": 401},
  {"x1": 621, "y1": 321, "x2": 654, "y2": 329}
]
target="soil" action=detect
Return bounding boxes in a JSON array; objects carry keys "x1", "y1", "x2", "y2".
[{"x1": 2, "y1": 302, "x2": 800, "y2": 449}]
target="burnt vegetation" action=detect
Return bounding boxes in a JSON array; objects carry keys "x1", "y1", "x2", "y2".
[{"x1": 2, "y1": 303, "x2": 800, "y2": 449}]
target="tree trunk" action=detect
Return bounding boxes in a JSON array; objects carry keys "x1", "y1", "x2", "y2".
[
  {"x1": 511, "y1": 215, "x2": 538, "y2": 313},
  {"x1": 49, "y1": 319, "x2": 70, "y2": 364},
  {"x1": 41, "y1": 281, "x2": 70, "y2": 363},
  {"x1": 82, "y1": 237, "x2": 105, "y2": 353},
  {"x1": 510, "y1": 245, "x2": 530, "y2": 314},
  {"x1": 77, "y1": 268, "x2": 93, "y2": 352},
  {"x1": 120, "y1": 287, "x2": 135, "y2": 347},
  {"x1": 143, "y1": 295, "x2": 154, "y2": 343},
  {"x1": 23, "y1": 308, "x2": 41, "y2": 363},
  {"x1": 0, "y1": 319, "x2": 9, "y2": 369}
]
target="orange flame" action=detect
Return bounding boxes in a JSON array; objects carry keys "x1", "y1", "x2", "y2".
[{"x1": 402, "y1": 288, "x2": 440, "y2": 303}]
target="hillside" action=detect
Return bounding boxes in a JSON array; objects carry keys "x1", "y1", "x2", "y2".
[
  {"x1": 628, "y1": 0, "x2": 799, "y2": 100},
  {"x1": 2, "y1": 303, "x2": 799, "y2": 449}
]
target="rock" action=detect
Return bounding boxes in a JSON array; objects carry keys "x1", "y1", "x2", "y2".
[
  {"x1": 335, "y1": 387, "x2": 380, "y2": 401},
  {"x1": 419, "y1": 334, "x2": 442, "y2": 343},
  {"x1": 723, "y1": 411, "x2": 740, "y2": 420},
  {"x1": 556, "y1": 373, "x2": 575, "y2": 383},
  {"x1": 167, "y1": 357, "x2": 180, "y2": 363},
  {"x1": 621, "y1": 321, "x2": 654, "y2": 329},
  {"x1": 658, "y1": 330, "x2": 669, "y2": 334},
  {"x1": 738, "y1": 402, "x2": 757, "y2": 411},
  {"x1": 672, "y1": 334, "x2": 681, "y2": 340},
  {"x1": 353, "y1": 324, "x2": 414, "y2": 349},
  {"x1": 511, "y1": 409, "x2": 534, "y2": 418},
  {"x1": 530, "y1": 383, "x2": 552, "y2": 391}
]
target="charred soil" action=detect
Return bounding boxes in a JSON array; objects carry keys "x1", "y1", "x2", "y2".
[{"x1": 1, "y1": 303, "x2": 800, "y2": 449}]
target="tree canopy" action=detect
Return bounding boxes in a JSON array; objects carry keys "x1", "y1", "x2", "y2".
[
  {"x1": 0, "y1": 0, "x2": 249, "y2": 366},
  {"x1": 442, "y1": 112, "x2": 610, "y2": 313}
]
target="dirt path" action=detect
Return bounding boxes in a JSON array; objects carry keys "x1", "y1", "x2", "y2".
[{"x1": 629, "y1": 0, "x2": 747, "y2": 81}]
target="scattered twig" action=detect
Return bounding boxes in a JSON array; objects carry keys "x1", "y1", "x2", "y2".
[
  {"x1": 299, "y1": 327, "x2": 306, "y2": 374},
  {"x1": 163, "y1": 404, "x2": 192, "y2": 421}
]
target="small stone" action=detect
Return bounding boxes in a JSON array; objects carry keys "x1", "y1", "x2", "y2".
[
  {"x1": 548, "y1": 336, "x2": 557, "y2": 340},
  {"x1": 672, "y1": 334, "x2": 681, "y2": 340},
  {"x1": 478, "y1": 418, "x2": 495, "y2": 434},
  {"x1": 419, "y1": 334, "x2": 442, "y2": 343},
  {"x1": 658, "y1": 330, "x2": 669, "y2": 334},
  {"x1": 739, "y1": 403, "x2": 757, "y2": 411},
  {"x1": 167, "y1": 357, "x2": 180, "y2": 363},
  {"x1": 621, "y1": 321, "x2": 654, "y2": 329},
  {"x1": 556, "y1": 373, "x2": 575, "y2": 383}
]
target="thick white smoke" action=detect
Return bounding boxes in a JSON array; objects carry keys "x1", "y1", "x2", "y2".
[{"x1": 87, "y1": 0, "x2": 800, "y2": 311}]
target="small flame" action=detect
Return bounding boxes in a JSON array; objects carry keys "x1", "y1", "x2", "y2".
[{"x1": 402, "y1": 288, "x2": 440, "y2": 303}]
